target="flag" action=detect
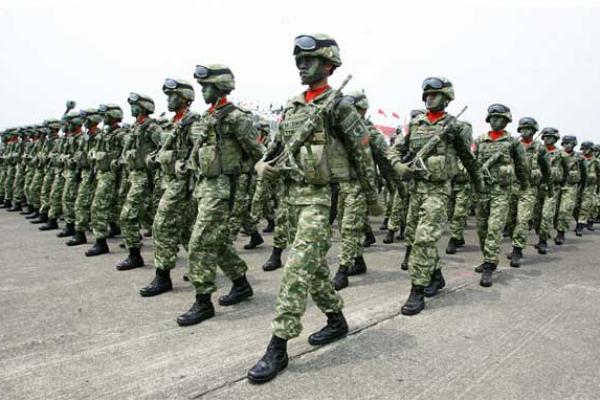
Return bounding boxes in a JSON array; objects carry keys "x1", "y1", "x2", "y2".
[
  {"x1": 377, "y1": 109, "x2": 387, "y2": 117},
  {"x1": 392, "y1": 112, "x2": 400, "y2": 119}
]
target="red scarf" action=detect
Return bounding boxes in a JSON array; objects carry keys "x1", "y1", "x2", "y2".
[
  {"x1": 208, "y1": 97, "x2": 229, "y2": 113},
  {"x1": 426, "y1": 111, "x2": 445, "y2": 123},
  {"x1": 521, "y1": 137, "x2": 533, "y2": 145},
  {"x1": 304, "y1": 84, "x2": 330, "y2": 103},
  {"x1": 488, "y1": 130, "x2": 504, "y2": 141},
  {"x1": 546, "y1": 144, "x2": 556, "y2": 152},
  {"x1": 585, "y1": 154, "x2": 593, "y2": 160},
  {"x1": 136, "y1": 115, "x2": 147, "y2": 124},
  {"x1": 173, "y1": 109, "x2": 187, "y2": 122}
]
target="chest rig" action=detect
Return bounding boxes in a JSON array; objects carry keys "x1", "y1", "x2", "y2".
[
  {"x1": 563, "y1": 152, "x2": 581, "y2": 185},
  {"x1": 476, "y1": 134, "x2": 514, "y2": 187},
  {"x1": 524, "y1": 141, "x2": 542, "y2": 185}
]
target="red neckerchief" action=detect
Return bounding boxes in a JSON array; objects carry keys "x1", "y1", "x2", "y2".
[
  {"x1": 546, "y1": 144, "x2": 556, "y2": 152},
  {"x1": 88, "y1": 126, "x2": 98, "y2": 136},
  {"x1": 565, "y1": 149, "x2": 574, "y2": 155},
  {"x1": 426, "y1": 111, "x2": 445, "y2": 123},
  {"x1": 585, "y1": 154, "x2": 593, "y2": 160},
  {"x1": 208, "y1": 97, "x2": 229, "y2": 114},
  {"x1": 304, "y1": 84, "x2": 330, "y2": 104},
  {"x1": 488, "y1": 130, "x2": 504, "y2": 141},
  {"x1": 136, "y1": 115, "x2": 148, "y2": 124},
  {"x1": 72, "y1": 127, "x2": 83, "y2": 137},
  {"x1": 111, "y1": 123, "x2": 120, "y2": 130},
  {"x1": 7, "y1": 136, "x2": 18, "y2": 144},
  {"x1": 173, "y1": 109, "x2": 187, "y2": 123},
  {"x1": 521, "y1": 137, "x2": 533, "y2": 145}
]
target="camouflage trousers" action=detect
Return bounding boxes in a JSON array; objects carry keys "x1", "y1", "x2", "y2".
[
  {"x1": 406, "y1": 189, "x2": 447, "y2": 286},
  {"x1": 153, "y1": 174, "x2": 196, "y2": 271},
  {"x1": 539, "y1": 186, "x2": 560, "y2": 240},
  {"x1": 250, "y1": 177, "x2": 277, "y2": 227},
  {"x1": 12, "y1": 165, "x2": 26, "y2": 203},
  {"x1": 273, "y1": 183, "x2": 290, "y2": 250},
  {"x1": 119, "y1": 170, "x2": 149, "y2": 250},
  {"x1": 188, "y1": 175, "x2": 247, "y2": 294},
  {"x1": 144, "y1": 170, "x2": 162, "y2": 231},
  {"x1": 557, "y1": 184, "x2": 578, "y2": 232},
  {"x1": 74, "y1": 169, "x2": 96, "y2": 233},
  {"x1": 3, "y1": 165, "x2": 15, "y2": 200},
  {"x1": 448, "y1": 181, "x2": 471, "y2": 241},
  {"x1": 39, "y1": 167, "x2": 57, "y2": 215},
  {"x1": 577, "y1": 184, "x2": 597, "y2": 224},
  {"x1": 476, "y1": 188, "x2": 510, "y2": 264},
  {"x1": 509, "y1": 186, "x2": 538, "y2": 249},
  {"x1": 27, "y1": 168, "x2": 45, "y2": 209},
  {"x1": 0, "y1": 167, "x2": 5, "y2": 197},
  {"x1": 61, "y1": 169, "x2": 80, "y2": 224},
  {"x1": 48, "y1": 169, "x2": 65, "y2": 219},
  {"x1": 114, "y1": 167, "x2": 130, "y2": 225},
  {"x1": 388, "y1": 183, "x2": 408, "y2": 232},
  {"x1": 23, "y1": 167, "x2": 35, "y2": 204},
  {"x1": 91, "y1": 170, "x2": 116, "y2": 239},
  {"x1": 229, "y1": 173, "x2": 256, "y2": 238},
  {"x1": 382, "y1": 184, "x2": 395, "y2": 219},
  {"x1": 337, "y1": 180, "x2": 366, "y2": 266},
  {"x1": 272, "y1": 202, "x2": 343, "y2": 340}
]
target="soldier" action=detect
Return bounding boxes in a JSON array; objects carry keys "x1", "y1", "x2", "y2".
[
  {"x1": 473, "y1": 104, "x2": 529, "y2": 287},
  {"x1": 7, "y1": 128, "x2": 27, "y2": 212},
  {"x1": 0, "y1": 130, "x2": 6, "y2": 206},
  {"x1": 85, "y1": 105, "x2": 128, "y2": 256},
  {"x1": 20, "y1": 126, "x2": 40, "y2": 215},
  {"x1": 115, "y1": 93, "x2": 162, "y2": 270},
  {"x1": 26, "y1": 122, "x2": 55, "y2": 220},
  {"x1": 66, "y1": 109, "x2": 102, "y2": 246},
  {"x1": 575, "y1": 142, "x2": 599, "y2": 234},
  {"x1": 555, "y1": 135, "x2": 586, "y2": 244},
  {"x1": 445, "y1": 145, "x2": 473, "y2": 254},
  {"x1": 505, "y1": 117, "x2": 552, "y2": 267},
  {"x1": 247, "y1": 34, "x2": 382, "y2": 384},
  {"x1": 36, "y1": 120, "x2": 66, "y2": 229},
  {"x1": 389, "y1": 77, "x2": 482, "y2": 314},
  {"x1": 1, "y1": 128, "x2": 18, "y2": 209},
  {"x1": 139, "y1": 78, "x2": 198, "y2": 293},
  {"x1": 55, "y1": 110, "x2": 84, "y2": 238},
  {"x1": 249, "y1": 120, "x2": 277, "y2": 235}
]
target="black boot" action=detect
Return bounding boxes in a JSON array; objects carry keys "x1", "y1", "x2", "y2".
[
  {"x1": 379, "y1": 217, "x2": 389, "y2": 231},
  {"x1": 25, "y1": 210, "x2": 39, "y2": 219},
  {"x1": 108, "y1": 222, "x2": 121, "y2": 238},
  {"x1": 39, "y1": 218, "x2": 58, "y2": 231},
  {"x1": 244, "y1": 231, "x2": 264, "y2": 250},
  {"x1": 555, "y1": 230, "x2": 565, "y2": 245},
  {"x1": 1, "y1": 199, "x2": 12, "y2": 209},
  {"x1": 445, "y1": 237, "x2": 458, "y2": 254},
  {"x1": 455, "y1": 237, "x2": 465, "y2": 247},
  {"x1": 348, "y1": 256, "x2": 367, "y2": 276},
  {"x1": 308, "y1": 312, "x2": 349, "y2": 345},
  {"x1": 333, "y1": 265, "x2": 349, "y2": 291},
  {"x1": 176, "y1": 294, "x2": 215, "y2": 326},
  {"x1": 219, "y1": 275, "x2": 253, "y2": 306},
  {"x1": 140, "y1": 268, "x2": 173, "y2": 297},
  {"x1": 510, "y1": 247, "x2": 522, "y2": 268},
  {"x1": 247, "y1": 336, "x2": 288, "y2": 384},
  {"x1": 424, "y1": 269, "x2": 445, "y2": 297},
  {"x1": 57, "y1": 222, "x2": 75, "y2": 238},
  {"x1": 143, "y1": 229, "x2": 152, "y2": 238},
  {"x1": 85, "y1": 238, "x2": 109, "y2": 257},
  {"x1": 362, "y1": 228, "x2": 376, "y2": 247},
  {"x1": 401, "y1": 246, "x2": 411, "y2": 271},
  {"x1": 262, "y1": 218, "x2": 275, "y2": 233},
  {"x1": 383, "y1": 230, "x2": 395, "y2": 244},
  {"x1": 586, "y1": 220, "x2": 595, "y2": 231},
  {"x1": 116, "y1": 247, "x2": 144, "y2": 270},
  {"x1": 7, "y1": 202, "x2": 22, "y2": 212},
  {"x1": 480, "y1": 262, "x2": 495, "y2": 287},
  {"x1": 575, "y1": 223, "x2": 584, "y2": 237},
  {"x1": 474, "y1": 263, "x2": 484, "y2": 273},
  {"x1": 66, "y1": 231, "x2": 87, "y2": 246},
  {"x1": 395, "y1": 224, "x2": 405, "y2": 241},
  {"x1": 0, "y1": 196, "x2": 4, "y2": 205},
  {"x1": 262, "y1": 247, "x2": 283, "y2": 271},
  {"x1": 401, "y1": 284, "x2": 425, "y2": 315},
  {"x1": 31, "y1": 213, "x2": 48, "y2": 224},
  {"x1": 537, "y1": 238, "x2": 548, "y2": 255},
  {"x1": 20, "y1": 205, "x2": 34, "y2": 215}
]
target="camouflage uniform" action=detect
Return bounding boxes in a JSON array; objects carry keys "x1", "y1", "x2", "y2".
[
  {"x1": 556, "y1": 137, "x2": 586, "y2": 238},
  {"x1": 61, "y1": 120, "x2": 84, "y2": 228},
  {"x1": 447, "y1": 162, "x2": 472, "y2": 243},
  {"x1": 577, "y1": 142, "x2": 600, "y2": 227},
  {"x1": 28, "y1": 125, "x2": 52, "y2": 213},
  {"x1": 10, "y1": 131, "x2": 26, "y2": 207}
]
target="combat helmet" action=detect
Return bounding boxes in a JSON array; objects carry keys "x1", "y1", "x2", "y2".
[
  {"x1": 580, "y1": 141, "x2": 594, "y2": 151},
  {"x1": 540, "y1": 127, "x2": 560, "y2": 139},
  {"x1": 80, "y1": 108, "x2": 103, "y2": 124},
  {"x1": 98, "y1": 104, "x2": 124, "y2": 121},
  {"x1": 293, "y1": 34, "x2": 342, "y2": 67},
  {"x1": 517, "y1": 117, "x2": 538, "y2": 132},
  {"x1": 345, "y1": 90, "x2": 369, "y2": 111},
  {"x1": 127, "y1": 92, "x2": 155, "y2": 114},
  {"x1": 162, "y1": 78, "x2": 195, "y2": 102},
  {"x1": 561, "y1": 135, "x2": 577, "y2": 145},
  {"x1": 421, "y1": 76, "x2": 454, "y2": 101},
  {"x1": 485, "y1": 103, "x2": 512, "y2": 123},
  {"x1": 194, "y1": 64, "x2": 235, "y2": 93}
]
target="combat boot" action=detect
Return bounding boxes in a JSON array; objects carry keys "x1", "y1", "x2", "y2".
[
  {"x1": 555, "y1": 230, "x2": 565, "y2": 245},
  {"x1": 31, "y1": 213, "x2": 48, "y2": 224},
  {"x1": 510, "y1": 246, "x2": 522, "y2": 268},
  {"x1": 57, "y1": 222, "x2": 75, "y2": 238},
  {"x1": 108, "y1": 222, "x2": 121, "y2": 238},
  {"x1": 395, "y1": 224, "x2": 405, "y2": 241},
  {"x1": 219, "y1": 275, "x2": 253, "y2": 306},
  {"x1": 7, "y1": 202, "x2": 22, "y2": 212},
  {"x1": 66, "y1": 231, "x2": 87, "y2": 246},
  {"x1": 586, "y1": 220, "x2": 595, "y2": 231},
  {"x1": 536, "y1": 238, "x2": 548, "y2": 254},
  {"x1": 332, "y1": 265, "x2": 349, "y2": 291},
  {"x1": 455, "y1": 237, "x2": 465, "y2": 247},
  {"x1": 20, "y1": 204, "x2": 34, "y2": 215},
  {"x1": 247, "y1": 335, "x2": 288, "y2": 384},
  {"x1": 1, "y1": 199, "x2": 11, "y2": 209},
  {"x1": 25, "y1": 209, "x2": 39, "y2": 219},
  {"x1": 480, "y1": 262, "x2": 495, "y2": 287},
  {"x1": 308, "y1": 312, "x2": 349, "y2": 346},
  {"x1": 176, "y1": 294, "x2": 215, "y2": 326},
  {"x1": 446, "y1": 237, "x2": 458, "y2": 254},
  {"x1": 383, "y1": 230, "x2": 395, "y2": 244},
  {"x1": 0, "y1": 195, "x2": 3, "y2": 205},
  {"x1": 262, "y1": 218, "x2": 275, "y2": 233},
  {"x1": 262, "y1": 247, "x2": 283, "y2": 271},
  {"x1": 116, "y1": 247, "x2": 144, "y2": 270},
  {"x1": 244, "y1": 231, "x2": 264, "y2": 250},
  {"x1": 143, "y1": 229, "x2": 152, "y2": 238},
  {"x1": 401, "y1": 245, "x2": 411, "y2": 270},
  {"x1": 39, "y1": 218, "x2": 58, "y2": 231},
  {"x1": 424, "y1": 269, "x2": 445, "y2": 297},
  {"x1": 401, "y1": 284, "x2": 425, "y2": 315},
  {"x1": 474, "y1": 263, "x2": 484, "y2": 273},
  {"x1": 348, "y1": 256, "x2": 367, "y2": 276},
  {"x1": 363, "y1": 228, "x2": 376, "y2": 247},
  {"x1": 85, "y1": 238, "x2": 109, "y2": 257},
  {"x1": 379, "y1": 217, "x2": 389, "y2": 231},
  {"x1": 575, "y1": 223, "x2": 584, "y2": 237},
  {"x1": 139, "y1": 268, "x2": 172, "y2": 297}
]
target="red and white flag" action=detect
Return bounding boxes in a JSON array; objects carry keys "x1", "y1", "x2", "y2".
[
  {"x1": 392, "y1": 112, "x2": 400, "y2": 119},
  {"x1": 377, "y1": 109, "x2": 387, "y2": 117}
]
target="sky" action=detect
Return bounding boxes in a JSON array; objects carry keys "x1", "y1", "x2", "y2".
[{"x1": 1, "y1": 0, "x2": 600, "y2": 142}]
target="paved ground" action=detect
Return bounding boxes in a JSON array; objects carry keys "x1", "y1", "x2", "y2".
[{"x1": 1, "y1": 209, "x2": 599, "y2": 400}]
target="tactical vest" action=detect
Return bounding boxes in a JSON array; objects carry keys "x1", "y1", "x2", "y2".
[
  {"x1": 158, "y1": 112, "x2": 197, "y2": 176},
  {"x1": 476, "y1": 134, "x2": 514, "y2": 187},
  {"x1": 584, "y1": 158, "x2": 598, "y2": 185},
  {"x1": 125, "y1": 119, "x2": 158, "y2": 171},
  {"x1": 546, "y1": 150, "x2": 563, "y2": 184},
  {"x1": 563, "y1": 152, "x2": 581, "y2": 185},
  {"x1": 524, "y1": 141, "x2": 542, "y2": 185},
  {"x1": 408, "y1": 116, "x2": 458, "y2": 183}
]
